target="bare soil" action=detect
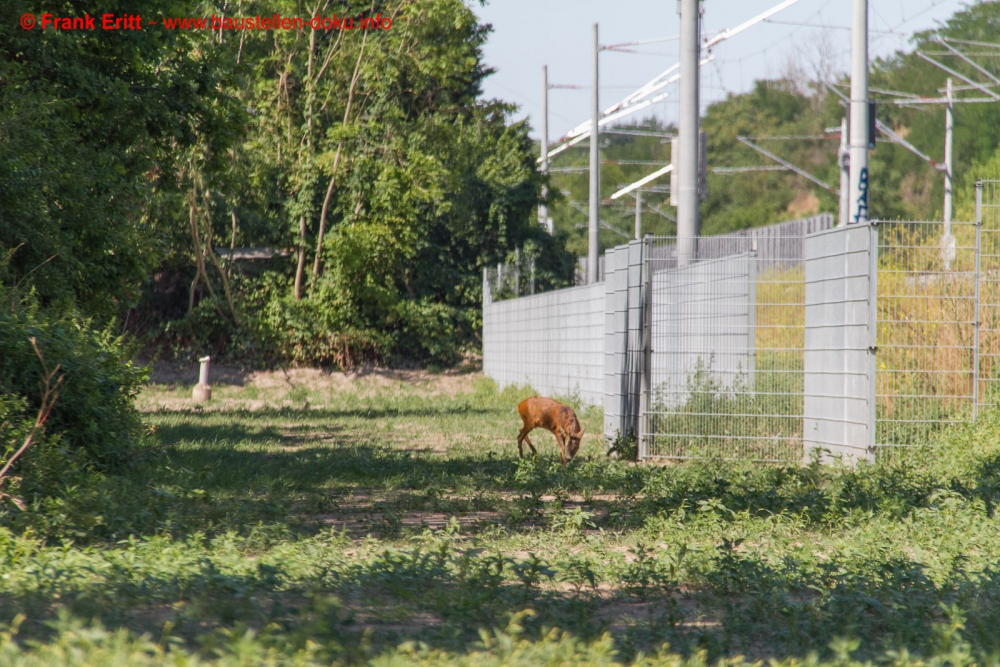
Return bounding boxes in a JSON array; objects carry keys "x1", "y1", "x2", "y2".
[{"x1": 145, "y1": 359, "x2": 483, "y2": 397}]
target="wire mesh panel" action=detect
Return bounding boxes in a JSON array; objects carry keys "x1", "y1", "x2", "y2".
[
  {"x1": 642, "y1": 233, "x2": 805, "y2": 462},
  {"x1": 875, "y1": 220, "x2": 978, "y2": 457},
  {"x1": 482, "y1": 270, "x2": 606, "y2": 405},
  {"x1": 979, "y1": 180, "x2": 1000, "y2": 412}
]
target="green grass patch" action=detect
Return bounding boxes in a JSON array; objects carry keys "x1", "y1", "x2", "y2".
[{"x1": 3, "y1": 374, "x2": 1000, "y2": 664}]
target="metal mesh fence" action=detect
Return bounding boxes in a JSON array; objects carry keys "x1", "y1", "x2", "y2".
[
  {"x1": 642, "y1": 232, "x2": 807, "y2": 462},
  {"x1": 640, "y1": 203, "x2": 1000, "y2": 464},
  {"x1": 874, "y1": 220, "x2": 978, "y2": 455},
  {"x1": 980, "y1": 180, "x2": 1000, "y2": 412},
  {"x1": 482, "y1": 270, "x2": 605, "y2": 406},
  {"x1": 481, "y1": 206, "x2": 1000, "y2": 462}
]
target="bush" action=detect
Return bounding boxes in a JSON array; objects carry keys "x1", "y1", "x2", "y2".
[
  {"x1": 0, "y1": 297, "x2": 147, "y2": 469},
  {"x1": 392, "y1": 299, "x2": 476, "y2": 365}
]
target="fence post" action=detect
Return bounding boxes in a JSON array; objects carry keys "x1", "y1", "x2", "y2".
[
  {"x1": 638, "y1": 235, "x2": 653, "y2": 459},
  {"x1": 975, "y1": 180, "x2": 983, "y2": 420},
  {"x1": 868, "y1": 220, "x2": 879, "y2": 460},
  {"x1": 747, "y1": 232, "x2": 757, "y2": 390}
]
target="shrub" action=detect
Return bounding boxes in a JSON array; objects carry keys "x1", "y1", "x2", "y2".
[{"x1": 0, "y1": 298, "x2": 147, "y2": 469}]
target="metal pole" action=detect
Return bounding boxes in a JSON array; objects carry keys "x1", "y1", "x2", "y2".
[
  {"x1": 943, "y1": 78, "x2": 956, "y2": 269},
  {"x1": 677, "y1": 0, "x2": 701, "y2": 264},
  {"x1": 540, "y1": 65, "x2": 552, "y2": 234},
  {"x1": 588, "y1": 23, "x2": 600, "y2": 284},
  {"x1": 839, "y1": 116, "x2": 850, "y2": 227},
  {"x1": 747, "y1": 233, "x2": 757, "y2": 390},
  {"x1": 974, "y1": 180, "x2": 983, "y2": 420},
  {"x1": 848, "y1": 0, "x2": 869, "y2": 225},
  {"x1": 944, "y1": 78, "x2": 954, "y2": 232},
  {"x1": 634, "y1": 190, "x2": 642, "y2": 240}
]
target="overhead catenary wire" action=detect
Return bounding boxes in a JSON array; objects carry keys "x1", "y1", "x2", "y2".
[
  {"x1": 917, "y1": 52, "x2": 1000, "y2": 100},
  {"x1": 826, "y1": 82, "x2": 945, "y2": 168},
  {"x1": 761, "y1": 18, "x2": 905, "y2": 35},
  {"x1": 934, "y1": 37, "x2": 1000, "y2": 87},
  {"x1": 567, "y1": 201, "x2": 631, "y2": 239},
  {"x1": 712, "y1": 166, "x2": 789, "y2": 173},
  {"x1": 541, "y1": 0, "x2": 807, "y2": 165},
  {"x1": 737, "y1": 136, "x2": 838, "y2": 193},
  {"x1": 610, "y1": 165, "x2": 673, "y2": 200}
]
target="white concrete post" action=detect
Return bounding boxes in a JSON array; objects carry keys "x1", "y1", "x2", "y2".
[
  {"x1": 634, "y1": 190, "x2": 642, "y2": 240},
  {"x1": 193, "y1": 355, "x2": 212, "y2": 402},
  {"x1": 943, "y1": 77, "x2": 956, "y2": 269}
]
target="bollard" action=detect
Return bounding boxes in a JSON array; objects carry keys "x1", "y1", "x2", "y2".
[{"x1": 192, "y1": 355, "x2": 212, "y2": 403}]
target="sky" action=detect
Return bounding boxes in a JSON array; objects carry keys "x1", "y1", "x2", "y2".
[{"x1": 470, "y1": 0, "x2": 969, "y2": 143}]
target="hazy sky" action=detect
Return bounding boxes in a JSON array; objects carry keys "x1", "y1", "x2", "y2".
[{"x1": 471, "y1": 0, "x2": 967, "y2": 142}]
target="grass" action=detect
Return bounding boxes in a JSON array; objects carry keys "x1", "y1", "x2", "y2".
[{"x1": 4, "y1": 371, "x2": 1000, "y2": 665}]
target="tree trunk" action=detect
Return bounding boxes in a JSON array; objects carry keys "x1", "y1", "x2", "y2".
[
  {"x1": 309, "y1": 27, "x2": 371, "y2": 297},
  {"x1": 293, "y1": 13, "x2": 318, "y2": 300},
  {"x1": 227, "y1": 210, "x2": 238, "y2": 281},
  {"x1": 187, "y1": 191, "x2": 224, "y2": 318},
  {"x1": 294, "y1": 214, "x2": 307, "y2": 300}
]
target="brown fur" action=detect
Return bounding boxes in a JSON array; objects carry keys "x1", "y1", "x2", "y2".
[{"x1": 516, "y1": 396, "x2": 585, "y2": 465}]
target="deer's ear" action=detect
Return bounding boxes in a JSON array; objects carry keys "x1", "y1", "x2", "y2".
[{"x1": 578, "y1": 428, "x2": 585, "y2": 438}]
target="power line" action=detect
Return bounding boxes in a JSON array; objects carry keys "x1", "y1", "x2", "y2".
[
  {"x1": 567, "y1": 201, "x2": 631, "y2": 239},
  {"x1": 600, "y1": 129, "x2": 674, "y2": 138},
  {"x1": 942, "y1": 38, "x2": 1000, "y2": 50},
  {"x1": 744, "y1": 135, "x2": 839, "y2": 141},
  {"x1": 736, "y1": 136, "x2": 837, "y2": 193},
  {"x1": 712, "y1": 166, "x2": 789, "y2": 173},
  {"x1": 761, "y1": 18, "x2": 905, "y2": 35}
]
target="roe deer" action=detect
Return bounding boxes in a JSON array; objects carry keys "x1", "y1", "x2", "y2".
[{"x1": 516, "y1": 396, "x2": 585, "y2": 465}]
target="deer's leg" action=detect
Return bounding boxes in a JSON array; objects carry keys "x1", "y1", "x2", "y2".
[
  {"x1": 517, "y1": 425, "x2": 531, "y2": 458},
  {"x1": 555, "y1": 430, "x2": 568, "y2": 465},
  {"x1": 523, "y1": 433, "x2": 538, "y2": 456}
]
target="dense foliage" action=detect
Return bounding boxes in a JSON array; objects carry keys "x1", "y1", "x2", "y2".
[
  {"x1": 0, "y1": 0, "x2": 241, "y2": 319},
  {"x1": 0, "y1": 287, "x2": 148, "y2": 519},
  {"x1": 133, "y1": 0, "x2": 572, "y2": 366},
  {"x1": 0, "y1": 0, "x2": 572, "y2": 368}
]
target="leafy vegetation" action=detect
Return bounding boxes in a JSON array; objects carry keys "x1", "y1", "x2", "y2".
[
  {"x1": 130, "y1": 0, "x2": 574, "y2": 366},
  {"x1": 1, "y1": 375, "x2": 1000, "y2": 664}
]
